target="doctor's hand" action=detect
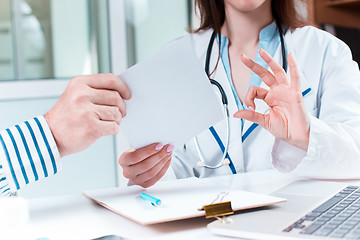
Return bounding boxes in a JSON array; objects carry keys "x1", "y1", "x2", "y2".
[
  {"x1": 234, "y1": 49, "x2": 310, "y2": 151},
  {"x1": 45, "y1": 73, "x2": 131, "y2": 157},
  {"x1": 119, "y1": 143, "x2": 174, "y2": 188}
]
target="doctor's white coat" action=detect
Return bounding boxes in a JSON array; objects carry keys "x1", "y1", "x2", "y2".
[{"x1": 164, "y1": 26, "x2": 360, "y2": 180}]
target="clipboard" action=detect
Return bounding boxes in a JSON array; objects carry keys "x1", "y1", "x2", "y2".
[{"x1": 83, "y1": 177, "x2": 286, "y2": 225}]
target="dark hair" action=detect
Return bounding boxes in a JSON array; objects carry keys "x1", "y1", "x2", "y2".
[{"x1": 194, "y1": 0, "x2": 309, "y2": 34}]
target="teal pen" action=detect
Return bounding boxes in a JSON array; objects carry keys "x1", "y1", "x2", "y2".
[{"x1": 140, "y1": 193, "x2": 161, "y2": 206}]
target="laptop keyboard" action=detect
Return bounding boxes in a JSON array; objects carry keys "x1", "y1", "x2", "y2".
[{"x1": 283, "y1": 186, "x2": 360, "y2": 239}]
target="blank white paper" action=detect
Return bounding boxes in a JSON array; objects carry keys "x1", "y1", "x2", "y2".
[{"x1": 120, "y1": 36, "x2": 223, "y2": 149}]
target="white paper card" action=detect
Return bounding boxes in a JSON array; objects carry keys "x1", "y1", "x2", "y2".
[{"x1": 120, "y1": 36, "x2": 223, "y2": 148}]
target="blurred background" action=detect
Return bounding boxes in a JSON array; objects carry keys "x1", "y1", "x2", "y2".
[{"x1": 0, "y1": 0, "x2": 359, "y2": 198}]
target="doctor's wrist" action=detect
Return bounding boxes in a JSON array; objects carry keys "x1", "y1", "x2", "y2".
[{"x1": 288, "y1": 129, "x2": 310, "y2": 152}]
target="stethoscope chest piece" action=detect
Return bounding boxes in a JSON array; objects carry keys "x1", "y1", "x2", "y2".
[{"x1": 196, "y1": 158, "x2": 230, "y2": 168}]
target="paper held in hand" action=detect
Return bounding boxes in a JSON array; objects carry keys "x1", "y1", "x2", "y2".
[{"x1": 119, "y1": 36, "x2": 224, "y2": 149}]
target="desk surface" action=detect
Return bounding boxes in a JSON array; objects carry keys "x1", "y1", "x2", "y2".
[{"x1": 3, "y1": 170, "x2": 323, "y2": 240}]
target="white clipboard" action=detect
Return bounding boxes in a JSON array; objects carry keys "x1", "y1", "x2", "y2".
[{"x1": 83, "y1": 177, "x2": 286, "y2": 225}]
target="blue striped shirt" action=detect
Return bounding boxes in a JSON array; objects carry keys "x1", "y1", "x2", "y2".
[{"x1": 0, "y1": 116, "x2": 61, "y2": 197}]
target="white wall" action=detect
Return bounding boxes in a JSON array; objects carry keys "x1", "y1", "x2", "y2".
[
  {"x1": 51, "y1": 0, "x2": 91, "y2": 78},
  {"x1": 126, "y1": 0, "x2": 189, "y2": 63},
  {"x1": 0, "y1": 21, "x2": 14, "y2": 81},
  {"x1": 0, "y1": 0, "x2": 14, "y2": 81}
]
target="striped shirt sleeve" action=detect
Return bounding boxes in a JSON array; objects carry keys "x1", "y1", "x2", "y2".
[{"x1": 0, "y1": 116, "x2": 62, "y2": 197}]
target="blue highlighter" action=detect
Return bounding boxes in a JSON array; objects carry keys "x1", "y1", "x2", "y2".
[{"x1": 140, "y1": 193, "x2": 161, "y2": 206}]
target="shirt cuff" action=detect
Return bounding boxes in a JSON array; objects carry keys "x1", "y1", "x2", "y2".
[
  {"x1": 0, "y1": 166, "x2": 11, "y2": 197},
  {"x1": 271, "y1": 116, "x2": 330, "y2": 177},
  {"x1": 271, "y1": 138, "x2": 307, "y2": 172},
  {"x1": 0, "y1": 116, "x2": 62, "y2": 193}
]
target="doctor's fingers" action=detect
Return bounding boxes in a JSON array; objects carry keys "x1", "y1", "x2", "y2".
[
  {"x1": 91, "y1": 89, "x2": 127, "y2": 117},
  {"x1": 124, "y1": 144, "x2": 173, "y2": 177},
  {"x1": 120, "y1": 144, "x2": 160, "y2": 167},
  {"x1": 288, "y1": 54, "x2": 301, "y2": 91},
  {"x1": 85, "y1": 73, "x2": 132, "y2": 100},
  {"x1": 94, "y1": 105, "x2": 122, "y2": 125},
  {"x1": 241, "y1": 54, "x2": 277, "y2": 87},
  {"x1": 133, "y1": 157, "x2": 172, "y2": 188},
  {"x1": 120, "y1": 143, "x2": 174, "y2": 166},
  {"x1": 233, "y1": 110, "x2": 268, "y2": 130},
  {"x1": 259, "y1": 48, "x2": 288, "y2": 85},
  {"x1": 244, "y1": 86, "x2": 269, "y2": 110}
]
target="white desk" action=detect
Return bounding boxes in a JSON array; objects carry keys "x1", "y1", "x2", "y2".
[{"x1": 3, "y1": 170, "x2": 333, "y2": 240}]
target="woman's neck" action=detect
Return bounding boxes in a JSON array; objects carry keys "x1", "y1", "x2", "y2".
[{"x1": 221, "y1": 1, "x2": 273, "y2": 49}]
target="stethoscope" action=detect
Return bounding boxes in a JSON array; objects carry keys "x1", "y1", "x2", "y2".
[{"x1": 195, "y1": 24, "x2": 288, "y2": 169}]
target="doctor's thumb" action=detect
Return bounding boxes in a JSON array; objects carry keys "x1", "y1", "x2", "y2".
[{"x1": 233, "y1": 110, "x2": 266, "y2": 127}]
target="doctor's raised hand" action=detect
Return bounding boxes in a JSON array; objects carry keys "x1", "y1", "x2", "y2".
[
  {"x1": 45, "y1": 73, "x2": 131, "y2": 157},
  {"x1": 234, "y1": 48, "x2": 310, "y2": 151}
]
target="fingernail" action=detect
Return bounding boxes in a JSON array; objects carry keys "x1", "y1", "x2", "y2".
[
  {"x1": 126, "y1": 91, "x2": 132, "y2": 100},
  {"x1": 167, "y1": 144, "x2": 175, "y2": 153},
  {"x1": 155, "y1": 143, "x2": 163, "y2": 151},
  {"x1": 248, "y1": 106, "x2": 255, "y2": 111},
  {"x1": 260, "y1": 48, "x2": 267, "y2": 54}
]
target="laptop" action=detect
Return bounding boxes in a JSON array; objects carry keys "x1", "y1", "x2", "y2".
[{"x1": 208, "y1": 180, "x2": 360, "y2": 239}]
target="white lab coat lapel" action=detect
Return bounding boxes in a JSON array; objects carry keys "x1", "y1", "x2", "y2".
[
  {"x1": 285, "y1": 30, "x2": 312, "y2": 97},
  {"x1": 241, "y1": 30, "x2": 312, "y2": 139}
]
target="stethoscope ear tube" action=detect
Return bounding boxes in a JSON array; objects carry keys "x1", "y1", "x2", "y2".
[
  {"x1": 210, "y1": 79, "x2": 228, "y2": 105},
  {"x1": 205, "y1": 31, "x2": 217, "y2": 76}
]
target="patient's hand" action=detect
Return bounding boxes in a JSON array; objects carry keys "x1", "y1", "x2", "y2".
[
  {"x1": 45, "y1": 73, "x2": 131, "y2": 157},
  {"x1": 119, "y1": 143, "x2": 174, "y2": 188}
]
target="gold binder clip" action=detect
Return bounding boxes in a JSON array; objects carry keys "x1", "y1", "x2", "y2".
[{"x1": 198, "y1": 192, "x2": 234, "y2": 223}]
